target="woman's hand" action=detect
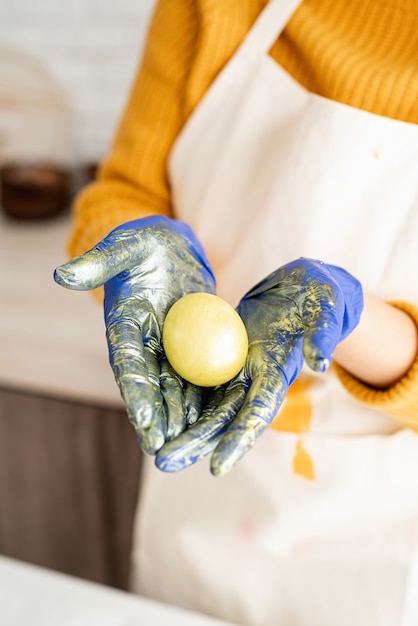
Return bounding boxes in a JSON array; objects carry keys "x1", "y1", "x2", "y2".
[
  {"x1": 54, "y1": 215, "x2": 216, "y2": 454},
  {"x1": 156, "y1": 258, "x2": 363, "y2": 475}
]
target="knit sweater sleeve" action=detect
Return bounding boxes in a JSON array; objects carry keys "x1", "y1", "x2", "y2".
[
  {"x1": 66, "y1": 0, "x2": 418, "y2": 427},
  {"x1": 67, "y1": 0, "x2": 200, "y2": 259},
  {"x1": 333, "y1": 301, "x2": 418, "y2": 431}
]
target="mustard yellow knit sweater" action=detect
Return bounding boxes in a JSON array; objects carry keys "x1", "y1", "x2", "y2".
[{"x1": 68, "y1": 0, "x2": 418, "y2": 431}]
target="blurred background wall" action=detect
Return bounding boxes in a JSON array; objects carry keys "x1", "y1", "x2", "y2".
[
  {"x1": 0, "y1": 0, "x2": 157, "y2": 591},
  {"x1": 0, "y1": 0, "x2": 156, "y2": 166}
]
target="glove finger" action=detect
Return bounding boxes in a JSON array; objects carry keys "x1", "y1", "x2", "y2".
[
  {"x1": 326, "y1": 264, "x2": 364, "y2": 339},
  {"x1": 210, "y1": 369, "x2": 288, "y2": 477},
  {"x1": 155, "y1": 426, "x2": 223, "y2": 473},
  {"x1": 133, "y1": 414, "x2": 167, "y2": 455},
  {"x1": 107, "y1": 316, "x2": 166, "y2": 450},
  {"x1": 155, "y1": 383, "x2": 247, "y2": 472},
  {"x1": 159, "y1": 357, "x2": 186, "y2": 441},
  {"x1": 54, "y1": 229, "x2": 147, "y2": 291},
  {"x1": 302, "y1": 292, "x2": 344, "y2": 372},
  {"x1": 154, "y1": 391, "x2": 228, "y2": 472},
  {"x1": 184, "y1": 382, "x2": 205, "y2": 426}
]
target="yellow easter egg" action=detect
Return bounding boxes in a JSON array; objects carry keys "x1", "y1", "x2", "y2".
[{"x1": 163, "y1": 293, "x2": 248, "y2": 387}]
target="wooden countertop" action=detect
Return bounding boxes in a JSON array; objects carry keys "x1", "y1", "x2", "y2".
[{"x1": 0, "y1": 210, "x2": 123, "y2": 407}]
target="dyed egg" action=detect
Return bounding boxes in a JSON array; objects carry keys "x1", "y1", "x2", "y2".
[{"x1": 162, "y1": 292, "x2": 248, "y2": 387}]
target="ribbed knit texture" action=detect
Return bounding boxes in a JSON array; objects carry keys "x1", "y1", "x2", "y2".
[
  {"x1": 69, "y1": 0, "x2": 418, "y2": 258},
  {"x1": 272, "y1": 0, "x2": 418, "y2": 122},
  {"x1": 334, "y1": 302, "x2": 418, "y2": 433},
  {"x1": 67, "y1": 0, "x2": 418, "y2": 428}
]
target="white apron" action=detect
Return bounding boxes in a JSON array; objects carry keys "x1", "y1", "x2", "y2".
[{"x1": 130, "y1": 1, "x2": 418, "y2": 624}]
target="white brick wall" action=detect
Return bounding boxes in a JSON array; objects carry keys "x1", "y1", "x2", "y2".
[{"x1": 0, "y1": 0, "x2": 156, "y2": 164}]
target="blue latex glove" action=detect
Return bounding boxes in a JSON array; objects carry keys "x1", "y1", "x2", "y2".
[
  {"x1": 54, "y1": 215, "x2": 216, "y2": 454},
  {"x1": 156, "y1": 258, "x2": 364, "y2": 475}
]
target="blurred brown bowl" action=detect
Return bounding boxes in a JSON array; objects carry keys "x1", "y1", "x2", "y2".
[{"x1": 0, "y1": 163, "x2": 72, "y2": 220}]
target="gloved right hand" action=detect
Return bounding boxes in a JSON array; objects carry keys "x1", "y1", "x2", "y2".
[
  {"x1": 54, "y1": 215, "x2": 216, "y2": 454},
  {"x1": 156, "y1": 258, "x2": 363, "y2": 476}
]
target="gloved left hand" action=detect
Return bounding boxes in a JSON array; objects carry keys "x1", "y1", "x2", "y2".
[
  {"x1": 54, "y1": 215, "x2": 216, "y2": 454},
  {"x1": 156, "y1": 258, "x2": 364, "y2": 476}
]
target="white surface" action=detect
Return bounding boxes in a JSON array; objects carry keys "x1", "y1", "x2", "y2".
[
  {"x1": 0, "y1": 211, "x2": 123, "y2": 406},
  {"x1": 0, "y1": 556, "x2": 238, "y2": 626}
]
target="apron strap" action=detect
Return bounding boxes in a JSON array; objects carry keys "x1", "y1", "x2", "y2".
[{"x1": 239, "y1": 0, "x2": 303, "y2": 58}]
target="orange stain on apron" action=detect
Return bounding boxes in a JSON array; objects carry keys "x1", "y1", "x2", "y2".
[{"x1": 270, "y1": 376, "x2": 315, "y2": 480}]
